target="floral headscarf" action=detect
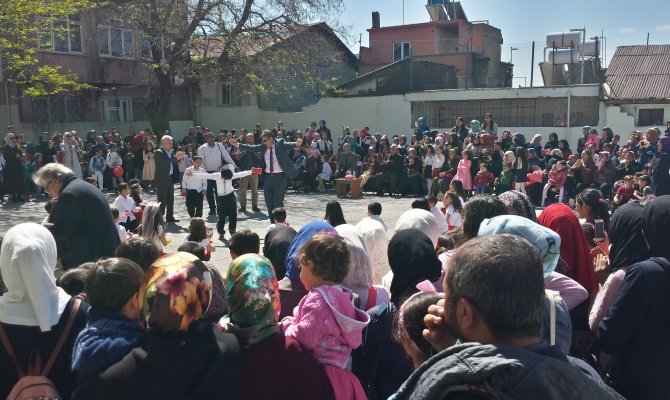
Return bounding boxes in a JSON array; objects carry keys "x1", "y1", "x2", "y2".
[
  {"x1": 141, "y1": 252, "x2": 213, "y2": 333},
  {"x1": 219, "y1": 254, "x2": 280, "y2": 348}
]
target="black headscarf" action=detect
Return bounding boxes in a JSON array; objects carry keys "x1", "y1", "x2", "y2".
[
  {"x1": 609, "y1": 202, "x2": 647, "y2": 271},
  {"x1": 642, "y1": 196, "x2": 670, "y2": 259},
  {"x1": 388, "y1": 229, "x2": 441, "y2": 304}
]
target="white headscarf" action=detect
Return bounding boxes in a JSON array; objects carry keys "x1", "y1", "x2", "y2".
[
  {"x1": 395, "y1": 209, "x2": 440, "y2": 248},
  {"x1": 0, "y1": 223, "x2": 71, "y2": 331},
  {"x1": 336, "y1": 224, "x2": 373, "y2": 288},
  {"x1": 356, "y1": 217, "x2": 390, "y2": 285}
]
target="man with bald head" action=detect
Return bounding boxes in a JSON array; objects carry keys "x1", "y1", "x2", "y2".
[
  {"x1": 236, "y1": 130, "x2": 263, "y2": 212},
  {"x1": 337, "y1": 142, "x2": 360, "y2": 178}
]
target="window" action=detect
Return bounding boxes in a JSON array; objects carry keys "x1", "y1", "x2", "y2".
[
  {"x1": 638, "y1": 108, "x2": 664, "y2": 126},
  {"x1": 38, "y1": 16, "x2": 82, "y2": 53},
  {"x1": 102, "y1": 99, "x2": 131, "y2": 122},
  {"x1": 132, "y1": 100, "x2": 147, "y2": 121},
  {"x1": 32, "y1": 96, "x2": 83, "y2": 122},
  {"x1": 393, "y1": 42, "x2": 411, "y2": 62},
  {"x1": 221, "y1": 84, "x2": 232, "y2": 105},
  {"x1": 99, "y1": 24, "x2": 134, "y2": 58}
]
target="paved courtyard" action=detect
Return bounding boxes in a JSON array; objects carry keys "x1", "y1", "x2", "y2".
[{"x1": 0, "y1": 186, "x2": 414, "y2": 275}]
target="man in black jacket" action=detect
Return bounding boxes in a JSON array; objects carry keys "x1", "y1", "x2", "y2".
[
  {"x1": 154, "y1": 135, "x2": 181, "y2": 222},
  {"x1": 33, "y1": 163, "x2": 119, "y2": 269}
]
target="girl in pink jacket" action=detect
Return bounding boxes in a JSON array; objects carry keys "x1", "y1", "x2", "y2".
[
  {"x1": 541, "y1": 161, "x2": 569, "y2": 206},
  {"x1": 281, "y1": 234, "x2": 370, "y2": 400}
]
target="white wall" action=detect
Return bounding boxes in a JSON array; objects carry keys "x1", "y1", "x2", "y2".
[{"x1": 201, "y1": 95, "x2": 412, "y2": 137}]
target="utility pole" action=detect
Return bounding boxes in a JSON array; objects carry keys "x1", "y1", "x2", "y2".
[{"x1": 530, "y1": 41, "x2": 535, "y2": 87}]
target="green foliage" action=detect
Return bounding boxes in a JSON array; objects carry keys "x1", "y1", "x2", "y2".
[{"x1": 0, "y1": 0, "x2": 95, "y2": 95}]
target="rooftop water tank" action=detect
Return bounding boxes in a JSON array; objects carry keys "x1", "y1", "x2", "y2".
[
  {"x1": 580, "y1": 41, "x2": 597, "y2": 57},
  {"x1": 547, "y1": 49, "x2": 580, "y2": 64},
  {"x1": 546, "y1": 32, "x2": 581, "y2": 48}
]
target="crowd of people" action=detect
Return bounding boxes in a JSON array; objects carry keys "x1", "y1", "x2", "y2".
[{"x1": 0, "y1": 117, "x2": 670, "y2": 399}]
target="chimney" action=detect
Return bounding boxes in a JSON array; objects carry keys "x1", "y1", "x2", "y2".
[{"x1": 372, "y1": 12, "x2": 380, "y2": 29}]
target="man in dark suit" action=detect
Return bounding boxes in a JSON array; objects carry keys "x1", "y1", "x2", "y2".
[
  {"x1": 231, "y1": 130, "x2": 302, "y2": 223},
  {"x1": 154, "y1": 135, "x2": 181, "y2": 222},
  {"x1": 33, "y1": 163, "x2": 119, "y2": 269}
]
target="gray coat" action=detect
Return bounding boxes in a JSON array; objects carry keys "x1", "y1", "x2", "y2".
[{"x1": 393, "y1": 342, "x2": 623, "y2": 400}]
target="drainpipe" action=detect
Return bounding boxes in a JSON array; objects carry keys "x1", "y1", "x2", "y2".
[{"x1": 566, "y1": 86, "x2": 571, "y2": 142}]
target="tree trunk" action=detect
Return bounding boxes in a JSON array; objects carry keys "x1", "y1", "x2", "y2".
[{"x1": 146, "y1": 72, "x2": 172, "y2": 134}]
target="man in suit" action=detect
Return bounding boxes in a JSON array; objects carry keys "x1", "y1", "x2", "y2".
[
  {"x1": 154, "y1": 135, "x2": 181, "y2": 222},
  {"x1": 337, "y1": 142, "x2": 360, "y2": 177},
  {"x1": 231, "y1": 130, "x2": 302, "y2": 223}
]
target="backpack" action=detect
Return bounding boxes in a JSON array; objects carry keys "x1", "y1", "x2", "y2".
[{"x1": 0, "y1": 298, "x2": 82, "y2": 400}]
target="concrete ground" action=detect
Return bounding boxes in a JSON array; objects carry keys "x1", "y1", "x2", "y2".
[{"x1": 0, "y1": 185, "x2": 414, "y2": 274}]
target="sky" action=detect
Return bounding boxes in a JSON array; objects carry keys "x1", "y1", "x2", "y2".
[{"x1": 338, "y1": 0, "x2": 670, "y2": 86}]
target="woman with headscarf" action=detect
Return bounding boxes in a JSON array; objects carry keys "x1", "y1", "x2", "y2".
[
  {"x1": 479, "y1": 215, "x2": 585, "y2": 354},
  {"x1": 498, "y1": 190, "x2": 537, "y2": 221},
  {"x1": 589, "y1": 202, "x2": 647, "y2": 331},
  {"x1": 82, "y1": 252, "x2": 243, "y2": 399},
  {"x1": 336, "y1": 225, "x2": 390, "y2": 311},
  {"x1": 352, "y1": 229, "x2": 441, "y2": 400},
  {"x1": 599, "y1": 196, "x2": 670, "y2": 400},
  {"x1": 0, "y1": 223, "x2": 87, "y2": 399},
  {"x1": 280, "y1": 221, "x2": 337, "y2": 319},
  {"x1": 219, "y1": 254, "x2": 333, "y2": 399},
  {"x1": 539, "y1": 204, "x2": 598, "y2": 300},
  {"x1": 545, "y1": 132, "x2": 560, "y2": 150}
]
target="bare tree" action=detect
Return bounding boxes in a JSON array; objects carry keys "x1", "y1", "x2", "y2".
[{"x1": 111, "y1": 0, "x2": 346, "y2": 133}]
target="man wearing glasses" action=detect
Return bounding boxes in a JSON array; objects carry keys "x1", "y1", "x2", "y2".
[{"x1": 230, "y1": 130, "x2": 302, "y2": 223}]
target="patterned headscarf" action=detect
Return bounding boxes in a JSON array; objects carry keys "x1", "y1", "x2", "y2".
[
  {"x1": 141, "y1": 252, "x2": 213, "y2": 333},
  {"x1": 219, "y1": 254, "x2": 280, "y2": 348},
  {"x1": 498, "y1": 190, "x2": 538, "y2": 222}
]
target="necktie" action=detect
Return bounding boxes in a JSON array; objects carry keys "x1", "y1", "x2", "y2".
[{"x1": 270, "y1": 147, "x2": 274, "y2": 173}]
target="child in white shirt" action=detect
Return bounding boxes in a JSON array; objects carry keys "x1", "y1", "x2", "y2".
[
  {"x1": 181, "y1": 156, "x2": 207, "y2": 218},
  {"x1": 427, "y1": 195, "x2": 449, "y2": 234},
  {"x1": 111, "y1": 207, "x2": 129, "y2": 242},
  {"x1": 182, "y1": 217, "x2": 215, "y2": 253},
  {"x1": 113, "y1": 183, "x2": 139, "y2": 232},
  {"x1": 318, "y1": 155, "x2": 332, "y2": 191},
  {"x1": 443, "y1": 192, "x2": 463, "y2": 230},
  {"x1": 187, "y1": 165, "x2": 253, "y2": 242}
]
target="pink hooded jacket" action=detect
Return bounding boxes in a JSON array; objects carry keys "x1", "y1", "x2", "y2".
[{"x1": 281, "y1": 285, "x2": 370, "y2": 369}]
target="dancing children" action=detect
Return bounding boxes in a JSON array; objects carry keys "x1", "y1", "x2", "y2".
[{"x1": 181, "y1": 155, "x2": 207, "y2": 218}]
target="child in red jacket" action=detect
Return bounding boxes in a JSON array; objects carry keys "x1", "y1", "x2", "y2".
[{"x1": 474, "y1": 163, "x2": 495, "y2": 194}]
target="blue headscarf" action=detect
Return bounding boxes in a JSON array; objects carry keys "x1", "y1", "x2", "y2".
[
  {"x1": 284, "y1": 221, "x2": 337, "y2": 280},
  {"x1": 479, "y1": 215, "x2": 561, "y2": 277},
  {"x1": 513, "y1": 132, "x2": 526, "y2": 146}
]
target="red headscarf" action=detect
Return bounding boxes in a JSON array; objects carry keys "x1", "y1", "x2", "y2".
[{"x1": 538, "y1": 203, "x2": 598, "y2": 299}]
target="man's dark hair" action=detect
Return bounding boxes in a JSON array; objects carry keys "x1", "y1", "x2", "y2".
[
  {"x1": 229, "y1": 229, "x2": 260, "y2": 256},
  {"x1": 115, "y1": 237, "x2": 160, "y2": 271},
  {"x1": 368, "y1": 202, "x2": 382, "y2": 216},
  {"x1": 447, "y1": 234, "x2": 545, "y2": 341},
  {"x1": 461, "y1": 195, "x2": 507, "y2": 239},
  {"x1": 411, "y1": 198, "x2": 431, "y2": 211},
  {"x1": 178, "y1": 242, "x2": 206, "y2": 260},
  {"x1": 324, "y1": 200, "x2": 346, "y2": 227},
  {"x1": 86, "y1": 258, "x2": 145, "y2": 312},
  {"x1": 272, "y1": 207, "x2": 287, "y2": 223}
]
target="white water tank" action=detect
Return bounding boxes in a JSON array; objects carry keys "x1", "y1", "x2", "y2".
[
  {"x1": 580, "y1": 41, "x2": 597, "y2": 56},
  {"x1": 547, "y1": 49, "x2": 580, "y2": 64},
  {"x1": 546, "y1": 32, "x2": 581, "y2": 48}
]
